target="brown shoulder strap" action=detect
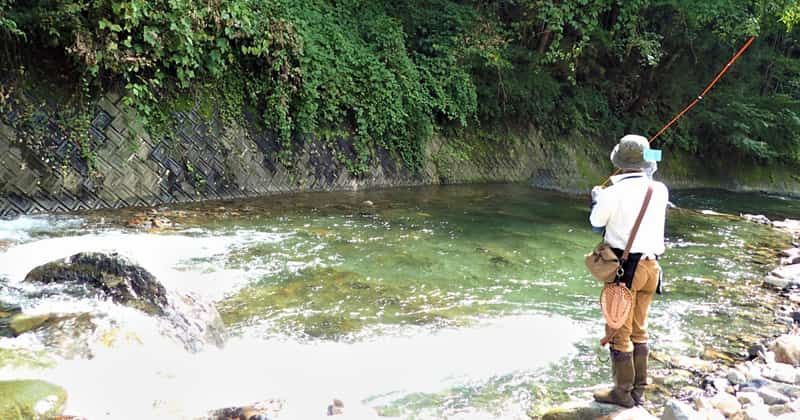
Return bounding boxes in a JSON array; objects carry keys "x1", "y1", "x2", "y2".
[{"x1": 622, "y1": 184, "x2": 654, "y2": 261}]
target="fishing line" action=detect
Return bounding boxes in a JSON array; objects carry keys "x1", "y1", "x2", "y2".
[{"x1": 601, "y1": 36, "x2": 757, "y2": 187}]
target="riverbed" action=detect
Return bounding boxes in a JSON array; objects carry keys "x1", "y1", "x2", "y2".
[{"x1": 0, "y1": 184, "x2": 798, "y2": 419}]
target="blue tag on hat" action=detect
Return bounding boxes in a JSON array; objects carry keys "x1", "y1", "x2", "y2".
[{"x1": 644, "y1": 149, "x2": 662, "y2": 162}]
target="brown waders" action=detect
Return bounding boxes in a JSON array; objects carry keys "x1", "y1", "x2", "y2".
[
  {"x1": 593, "y1": 349, "x2": 635, "y2": 408},
  {"x1": 595, "y1": 259, "x2": 660, "y2": 407},
  {"x1": 632, "y1": 343, "x2": 649, "y2": 405}
]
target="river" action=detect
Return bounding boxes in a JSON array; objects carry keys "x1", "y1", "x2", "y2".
[{"x1": 0, "y1": 184, "x2": 798, "y2": 419}]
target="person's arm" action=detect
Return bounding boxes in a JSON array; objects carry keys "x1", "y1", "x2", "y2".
[{"x1": 589, "y1": 186, "x2": 616, "y2": 228}]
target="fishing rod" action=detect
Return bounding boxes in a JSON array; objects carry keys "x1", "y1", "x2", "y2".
[{"x1": 601, "y1": 36, "x2": 757, "y2": 187}]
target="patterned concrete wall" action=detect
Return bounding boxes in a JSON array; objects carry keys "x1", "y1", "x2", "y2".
[
  {"x1": 3, "y1": 87, "x2": 798, "y2": 217},
  {"x1": 0, "y1": 91, "x2": 424, "y2": 217}
]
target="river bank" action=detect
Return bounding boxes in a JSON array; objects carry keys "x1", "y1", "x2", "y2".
[{"x1": 539, "y1": 216, "x2": 800, "y2": 420}]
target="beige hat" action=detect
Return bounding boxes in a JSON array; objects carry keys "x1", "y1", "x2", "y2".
[{"x1": 610, "y1": 135, "x2": 656, "y2": 171}]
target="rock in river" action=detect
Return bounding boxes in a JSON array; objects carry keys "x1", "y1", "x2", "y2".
[
  {"x1": 0, "y1": 379, "x2": 67, "y2": 419},
  {"x1": 23, "y1": 252, "x2": 224, "y2": 351},
  {"x1": 25, "y1": 252, "x2": 169, "y2": 315}
]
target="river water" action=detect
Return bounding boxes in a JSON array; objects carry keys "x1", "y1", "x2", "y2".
[{"x1": 0, "y1": 184, "x2": 798, "y2": 419}]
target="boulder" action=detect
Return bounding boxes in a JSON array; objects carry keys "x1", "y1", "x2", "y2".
[
  {"x1": 756, "y1": 388, "x2": 790, "y2": 406},
  {"x1": 25, "y1": 252, "x2": 168, "y2": 316},
  {"x1": 772, "y1": 335, "x2": 800, "y2": 367},
  {"x1": 540, "y1": 401, "x2": 626, "y2": 420},
  {"x1": 0, "y1": 380, "x2": 67, "y2": 419},
  {"x1": 23, "y1": 252, "x2": 225, "y2": 352}
]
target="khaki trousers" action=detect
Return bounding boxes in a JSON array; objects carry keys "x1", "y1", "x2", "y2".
[{"x1": 606, "y1": 259, "x2": 661, "y2": 353}]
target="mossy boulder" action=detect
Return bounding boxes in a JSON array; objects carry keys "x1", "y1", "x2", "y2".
[
  {"x1": 24, "y1": 252, "x2": 168, "y2": 316},
  {"x1": 23, "y1": 252, "x2": 225, "y2": 352},
  {"x1": 0, "y1": 380, "x2": 67, "y2": 419}
]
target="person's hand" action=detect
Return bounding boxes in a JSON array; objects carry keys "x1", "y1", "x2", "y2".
[{"x1": 591, "y1": 185, "x2": 604, "y2": 202}]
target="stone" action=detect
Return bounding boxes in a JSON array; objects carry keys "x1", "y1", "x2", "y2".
[
  {"x1": 756, "y1": 388, "x2": 791, "y2": 406},
  {"x1": 24, "y1": 252, "x2": 169, "y2": 316},
  {"x1": 743, "y1": 405, "x2": 776, "y2": 420},
  {"x1": 737, "y1": 392, "x2": 765, "y2": 407},
  {"x1": 768, "y1": 404, "x2": 794, "y2": 416},
  {"x1": 23, "y1": 252, "x2": 225, "y2": 352},
  {"x1": 762, "y1": 363, "x2": 799, "y2": 384},
  {"x1": 661, "y1": 400, "x2": 703, "y2": 420},
  {"x1": 770, "y1": 265, "x2": 800, "y2": 286},
  {"x1": 764, "y1": 275, "x2": 793, "y2": 290},
  {"x1": 327, "y1": 398, "x2": 344, "y2": 416},
  {"x1": 772, "y1": 335, "x2": 800, "y2": 367},
  {"x1": 711, "y1": 392, "x2": 742, "y2": 417},
  {"x1": 0, "y1": 380, "x2": 67, "y2": 419},
  {"x1": 742, "y1": 214, "x2": 771, "y2": 225}
]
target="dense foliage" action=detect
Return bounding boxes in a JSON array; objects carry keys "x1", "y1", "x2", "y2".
[{"x1": 1, "y1": 0, "x2": 799, "y2": 171}]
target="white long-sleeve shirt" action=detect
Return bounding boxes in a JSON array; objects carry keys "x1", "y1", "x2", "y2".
[{"x1": 589, "y1": 173, "x2": 669, "y2": 256}]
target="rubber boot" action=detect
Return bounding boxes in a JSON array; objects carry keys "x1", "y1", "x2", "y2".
[
  {"x1": 632, "y1": 343, "x2": 648, "y2": 405},
  {"x1": 593, "y1": 349, "x2": 635, "y2": 408}
]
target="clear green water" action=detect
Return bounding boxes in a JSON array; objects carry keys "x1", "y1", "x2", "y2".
[{"x1": 1, "y1": 184, "x2": 797, "y2": 419}]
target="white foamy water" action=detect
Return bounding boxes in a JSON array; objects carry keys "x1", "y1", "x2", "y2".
[
  {"x1": 0, "y1": 229, "x2": 295, "y2": 301},
  {"x1": 5, "y1": 314, "x2": 585, "y2": 419}
]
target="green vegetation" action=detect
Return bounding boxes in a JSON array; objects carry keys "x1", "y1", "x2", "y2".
[{"x1": 0, "y1": 1, "x2": 798, "y2": 173}]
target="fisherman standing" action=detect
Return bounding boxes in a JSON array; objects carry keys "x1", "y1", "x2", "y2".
[{"x1": 589, "y1": 135, "x2": 669, "y2": 407}]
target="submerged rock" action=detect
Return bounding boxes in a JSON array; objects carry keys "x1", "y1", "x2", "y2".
[
  {"x1": 23, "y1": 252, "x2": 225, "y2": 352},
  {"x1": 0, "y1": 379, "x2": 67, "y2": 419}
]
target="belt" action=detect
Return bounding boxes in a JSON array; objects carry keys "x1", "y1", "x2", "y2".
[{"x1": 611, "y1": 248, "x2": 659, "y2": 261}]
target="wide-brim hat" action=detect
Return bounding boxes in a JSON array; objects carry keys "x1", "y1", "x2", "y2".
[{"x1": 610, "y1": 134, "x2": 656, "y2": 171}]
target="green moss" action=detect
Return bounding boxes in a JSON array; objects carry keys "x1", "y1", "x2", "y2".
[
  {"x1": 0, "y1": 380, "x2": 67, "y2": 420},
  {"x1": 8, "y1": 314, "x2": 52, "y2": 336}
]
